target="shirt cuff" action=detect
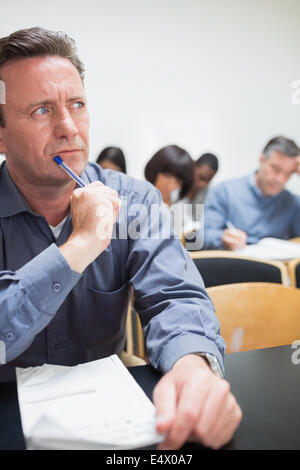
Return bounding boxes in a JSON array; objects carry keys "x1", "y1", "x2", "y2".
[
  {"x1": 17, "y1": 243, "x2": 82, "y2": 314},
  {"x1": 157, "y1": 333, "x2": 225, "y2": 377}
]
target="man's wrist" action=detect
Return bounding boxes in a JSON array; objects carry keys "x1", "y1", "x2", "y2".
[
  {"x1": 172, "y1": 353, "x2": 224, "y2": 378},
  {"x1": 59, "y1": 234, "x2": 98, "y2": 273},
  {"x1": 172, "y1": 353, "x2": 211, "y2": 373},
  {"x1": 194, "y1": 353, "x2": 224, "y2": 378}
]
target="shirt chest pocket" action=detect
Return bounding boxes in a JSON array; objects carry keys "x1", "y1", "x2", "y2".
[{"x1": 81, "y1": 282, "x2": 131, "y2": 345}]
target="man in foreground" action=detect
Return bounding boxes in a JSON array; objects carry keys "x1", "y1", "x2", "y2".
[{"x1": 0, "y1": 27, "x2": 241, "y2": 449}]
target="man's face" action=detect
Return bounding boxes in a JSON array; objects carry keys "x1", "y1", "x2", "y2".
[
  {"x1": 256, "y1": 151, "x2": 298, "y2": 196},
  {"x1": 0, "y1": 55, "x2": 89, "y2": 186},
  {"x1": 194, "y1": 164, "x2": 216, "y2": 192}
]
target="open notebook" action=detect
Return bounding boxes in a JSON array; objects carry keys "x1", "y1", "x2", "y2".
[
  {"x1": 235, "y1": 237, "x2": 300, "y2": 261},
  {"x1": 16, "y1": 355, "x2": 164, "y2": 450}
]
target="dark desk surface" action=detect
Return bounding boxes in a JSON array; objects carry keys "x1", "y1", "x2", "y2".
[
  {"x1": 1, "y1": 345, "x2": 300, "y2": 450},
  {"x1": 131, "y1": 345, "x2": 300, "y2": 450}
]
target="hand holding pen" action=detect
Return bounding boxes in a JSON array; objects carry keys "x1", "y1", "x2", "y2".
[
  {"x1": 222, "y1": 221, "x2": 247, "y2": 251},
  {"x1": 54, "y1": 156, "x2": 121, "y2": 273}
]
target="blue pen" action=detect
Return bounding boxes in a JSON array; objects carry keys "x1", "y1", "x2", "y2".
[{"x1": 53, "y1": 156, "x2": 86, "y2": 188}]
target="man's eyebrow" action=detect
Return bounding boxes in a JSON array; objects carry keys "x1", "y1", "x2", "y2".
[{"x1": 26, "y1": 96, "x2": 86, "y2": 111}]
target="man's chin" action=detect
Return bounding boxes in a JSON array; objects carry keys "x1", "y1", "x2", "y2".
[
  {"x1": 58, "y1": 156, "x2": 88, "y2": 177},
  {"x1": 266, "y1": 186, "x2": 283, "y2": 197}
]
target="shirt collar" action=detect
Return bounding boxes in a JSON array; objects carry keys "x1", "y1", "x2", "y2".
[
  {"x1": 248, "y1": 171, "x2": 265, "y2": 198},
  {"x1": 0, "y1": 161, "x2": 94, "y2": 218},
  {"x1": 0, "y1": 162, "x2": 33, "y2": 217}
]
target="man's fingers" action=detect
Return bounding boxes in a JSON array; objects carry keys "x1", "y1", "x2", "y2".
[
  {"x1": 223, "y1": 229, "x2": 247, "y2": 250},
  {"x1": 199, "y1": 393, "x2": 242, "y2": 449},
  {"x1": 153, "y1": 373, "x2": 177, "y2": 435},
  {"x1": 224, "y1": 229, "x2": 246, "y2": 241},
  {"x1": 72, "y1": 187, "x2": 84, "y2": 198},
  {"x1": 158, "y1": 372, "x2": 209, "y2": 449},
  {"x1": 193, "y1": 379, "x2": 231, "y2": 443}
]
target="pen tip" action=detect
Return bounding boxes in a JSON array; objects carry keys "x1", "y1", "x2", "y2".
[{"x1": 54, "y1": 156, "x2": 63, "y2": 164}]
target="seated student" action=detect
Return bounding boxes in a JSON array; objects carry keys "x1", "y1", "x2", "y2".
[
  {"x1": 144, "y1": 145, "x2": 194, "y2": 206},
  {"x1": 203, "y1": 136, "x2": 300, "y2": 250},
  {"x1": 176, "y1": 153, "x2": 219, "y2": 225},
  {"x1": 96, "y1": 146, "x2": 127, "y2": 173},
  {"x1": 0, "y1": 28, "x2": 241, "y2": 450}
]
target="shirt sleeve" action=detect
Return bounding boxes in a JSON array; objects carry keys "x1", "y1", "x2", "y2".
[
  {"x1": 0, "y1": 243, "x2": 81, "y2": 364},
  {"x1": 125, "y1": 184, "x2": 226, "y2": 375},
  {"x1": 203, "y1": 185, "x2": 228, "y2": 249}
]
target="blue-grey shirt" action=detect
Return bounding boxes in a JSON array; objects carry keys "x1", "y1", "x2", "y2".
[
  {"x1": 0, "y1": 161, "x2": 225, "y2": 381},
  {"x1": 203, "y1": 172, "x2": 300, "y2": 249}
]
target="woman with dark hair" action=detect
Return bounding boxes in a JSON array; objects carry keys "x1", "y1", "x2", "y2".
[
  {"x1": 144, "y1": 145, "x2": 194, "y2": 206},
  {"x1": 96, "y1": 146, "x2": 127, "y2": 174}
]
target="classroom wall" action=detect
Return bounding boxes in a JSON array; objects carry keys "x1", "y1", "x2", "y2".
[{"x1": 1, "y1": 0, "x2": 300, "y2": 193}]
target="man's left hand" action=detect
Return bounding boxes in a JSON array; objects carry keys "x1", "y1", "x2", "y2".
[{"x1": 153, "y1": 354, "x2": 242, "y2": 450}]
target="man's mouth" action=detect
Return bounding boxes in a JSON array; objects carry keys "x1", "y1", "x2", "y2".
[{"x1": 54, "y1": 149, "x2": 82, "y2": 156}]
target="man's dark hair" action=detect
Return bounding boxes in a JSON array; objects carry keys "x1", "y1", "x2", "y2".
[
  {"x1": 96, "y1": 146, "x2": 127, "y2": 174},
  {"x1": 196, "y1": 153, "x2": 219, "y2": 173},
  {"x1": 0, "y1": 27, "x2": 84, "y2": 127},
  {"x1": 262, "y1": 136, "x2": 300, "y2": 159},
  {"x1": 144, "y1": 144, "x2": 194, "y2": 199}
]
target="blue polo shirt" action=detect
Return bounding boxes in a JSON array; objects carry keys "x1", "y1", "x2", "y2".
[
  {"x1": 0, "y1": 161, "x2": 225, "y2": 381},
  {"x1": 203, "y1": 172, "x2": 300, "y2": 249}
]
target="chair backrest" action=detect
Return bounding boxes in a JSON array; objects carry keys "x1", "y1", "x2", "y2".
[
  {"x1": 207, "y1": 282, "x2": 300, "y2": 353},
  {"x1": 288, "y1": 257, "x2": 300, "y2": 288},
  {"x1": 126, "y1": 293, "x2": 147, "y2": 361},
  {"x1": 289, "y1": 237, "x2": 300, "y2": 244},
  {"x1": 125, "y1": 296, "x2": 147, "y2": 364},
  {"x1": 190, "y1": 250, "x2": 288, "y2": 287}
]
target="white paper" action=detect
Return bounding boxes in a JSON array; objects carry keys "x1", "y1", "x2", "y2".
[
  {"x1": 16, "y1": 355, "x2": 164, "y2": 450},
  {"x1": 235, "y1": 237, "x2": 300, "y2": 261}
]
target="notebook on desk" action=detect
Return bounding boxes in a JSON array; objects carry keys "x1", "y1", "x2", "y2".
[
  {"x1": 235, "y1": 237, "x2": 300, "y2": 261},
  {"x1": 16, "y1": 355, "x2": 164, "y2": 450}
]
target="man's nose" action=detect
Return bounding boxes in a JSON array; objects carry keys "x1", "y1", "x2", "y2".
[{"x1": 54, "y1": 109, "x2": 78, "y2": 140}]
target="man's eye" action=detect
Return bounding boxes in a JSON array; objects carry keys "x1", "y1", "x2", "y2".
[
  {"x1": 33, "y1": 106, "x2": 48, "y2": 116},
  {"x1": 72, "y1": 101, "x2": 84, "y2": 109}
]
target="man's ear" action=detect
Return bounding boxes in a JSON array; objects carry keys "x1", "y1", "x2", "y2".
[{"x1": 258, "y1": 153, "x2": 265, "y2": 166}]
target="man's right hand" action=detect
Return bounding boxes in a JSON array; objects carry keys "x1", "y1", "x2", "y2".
[
  {"x1": 59, "y1": 181, "x2": 121, "y2": 273},
  {"x1": 222, "y1": 228, "x2": 247, "y2": 251}
]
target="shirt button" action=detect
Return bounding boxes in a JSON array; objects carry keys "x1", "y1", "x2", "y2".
[
  {"x1": 54, "y1": 340, "x2": 62, "y2": 349},
  {"x1": 52, "y1": 282, "x2": 62, "y2": 293},
  {"x1": 6, "y1": 332, "x2": 14, "y2": 340}
]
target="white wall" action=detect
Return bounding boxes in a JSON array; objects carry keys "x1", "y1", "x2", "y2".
[{"x1": 1, "y1": 0, "x2": 300, "y2": 193}]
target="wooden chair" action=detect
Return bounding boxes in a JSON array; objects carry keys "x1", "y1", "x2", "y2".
[
  {"x1": 123, "y1": 294, "x2": 146, "y2": 366},
  {"x1": 190, "y1": 250, "x2": 289, "y2": 287},
  {"x1": 124, "y1": 295, "x2": 147, "y2": 364},
  {"x1": 288, "y1": 257, "x2": 300, "y2": 288},
  {"x1": 207, "y1": 282, "x2": 300, "y2": 353},
  {"x1": 289, "y1": 237, "x2": 300, "y2": 244}
]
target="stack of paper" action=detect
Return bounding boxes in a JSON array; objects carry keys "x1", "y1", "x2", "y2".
[
  {"x1": 235, "y1": 237, "x2": 300, "y2": 261},
  {"x1": 16, "y1": 355, "x2": 164, "y2": 450}
]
